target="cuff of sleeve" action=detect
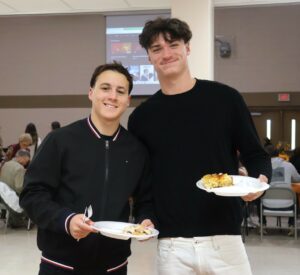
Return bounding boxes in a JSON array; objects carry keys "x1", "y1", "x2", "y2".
[
  {"x1": 65, "y1": 213, "x2": 76, "y2": 235},
  {"x1": 56, "y1": 209, "x2": 75, "y2": 234}
]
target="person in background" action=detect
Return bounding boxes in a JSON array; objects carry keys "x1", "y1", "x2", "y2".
[
  {"x1": 5, "y1": 133, "x2": 32, "y2": 161},
  {"x1": 263, "y1": 137, "x2": 272, "y2": 147},
  {"x1": 51, "y1": 121, "x2": 61, "y2": 131},
  {"x1": 20, "y1": 62, "x2": 155, "y2": 275},
  {"x1": 264, "y1": 144, "x2": 300, "y2": 185},
  {"x1": 0, "y1": 149, "x2": 30, "y2": 227},
  {"x1": 128, "y1": 17, "x2": 271, "y2": 275},
  {"x1": 264, "y1": 144, "x2": 300, "y2": 235},
  {"x1": 0, "y1": 149, "x2": 30, "y2": 195},
  {"x1": 290, "y1": 147, "x2": 300, "y2": 174},
  {"x1": 25, "y1": 122, "x2": 42, "y2": 157}
]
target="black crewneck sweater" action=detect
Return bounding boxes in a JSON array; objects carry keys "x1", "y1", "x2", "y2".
[{"x1": 128, "y1": 79, "x2": 271, "y2": 237}]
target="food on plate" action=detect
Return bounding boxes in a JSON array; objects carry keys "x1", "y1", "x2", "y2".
[
  {"x1": 201, "y1": 173, "x2": 233, "y2": 189},
  {"x1": 123, "y1": 224, "x2": 152, "y2": 235}
]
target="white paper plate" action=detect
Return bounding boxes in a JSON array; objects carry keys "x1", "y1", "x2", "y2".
[
  {"x1": 196, "y1": 175, "x2": 269, "y2": 197},
  {"x1": 92, "y1": 221, "x2": 159, "y2": 240}
]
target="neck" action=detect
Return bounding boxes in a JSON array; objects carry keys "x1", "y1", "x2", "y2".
[
  {"x1": 90, "y1": 113, "x2": 120, "y2": 136},
  {"x1": 159, "y1": 70, "x2": 196, "y2": 95}
]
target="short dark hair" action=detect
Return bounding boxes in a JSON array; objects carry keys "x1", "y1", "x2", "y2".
[
  {"x1": 51, "y1": 121, "x2": 61, "y2": 130},
  {"x1": 139, "y1": 17, "x2": 192, "y2": 50},
  {"x1": 89, "y1": 61, "x2": 133, "y2": 94}
]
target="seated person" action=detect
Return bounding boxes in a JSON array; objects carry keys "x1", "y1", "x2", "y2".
[
  {"x1": 264, "y1": 144, "x2": 300, "y2": 233},
  {"x1": 0, "y1": 149, "x2": 30, "y2": 227},
  {"x1": 290, "y1": 147, "x2": 300, "y2": 174},
  {"x1": 265, "y1": 144, "x2": 300, "y2": 185},
  {"x1": 25, "y1": 122, "x2": 42, "y2": 158},
  {"x1": 5, "y1": 133, "x2": 32, "y2": 161},
  {"x1": 0, "y1": 149, "x2": 31, "y2": 195}
]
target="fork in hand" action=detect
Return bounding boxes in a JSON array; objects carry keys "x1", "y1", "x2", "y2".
[
  {"x1": 77, "y1": 205, "x2": 93, "y2": 241},
  {"x1": 83, "y1": 205, "x2": 93, "y2": 223}
]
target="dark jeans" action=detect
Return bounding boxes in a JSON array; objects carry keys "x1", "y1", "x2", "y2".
[{"x1": 39, "y1": 261, "x2": 127, "y2": 275}]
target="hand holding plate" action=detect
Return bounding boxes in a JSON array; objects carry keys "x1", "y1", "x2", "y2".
[{"x1": 241, "y1": 174, "x2": 269, "y2": 202}]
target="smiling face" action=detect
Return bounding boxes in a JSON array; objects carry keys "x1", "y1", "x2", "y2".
[
  {"x1": 88, "y1": 70, "x2": 130, "y2": 125},
  {"x1": 147, "y1": 33, "x2": 190, "y2": 81}
]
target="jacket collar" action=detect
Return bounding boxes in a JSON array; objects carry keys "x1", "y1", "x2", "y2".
[{"x1": 86, "y1": 116, "x2": 121, "y2": 141}]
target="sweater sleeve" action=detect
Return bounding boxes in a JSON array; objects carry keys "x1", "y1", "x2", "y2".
[
  {"x1": 232, "y1": 92, "x2": 272, "y2": 181},
  {"x1": 132, "y1": 149, "x2": 157, "y2": 227},
  {"x1": 19, "y1": 133, "x2": 74, "y2": 234},
  {"x1": 128, "y1": 110, "x2": 138, "y2": 137},
  {"x1": 290, "y1": 163, "x2": 300, "y2": 182}
]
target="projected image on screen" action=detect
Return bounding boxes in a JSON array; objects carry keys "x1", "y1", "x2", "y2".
[{"x1": 106, "y1": 14, "x2": 170, "y2": 96}]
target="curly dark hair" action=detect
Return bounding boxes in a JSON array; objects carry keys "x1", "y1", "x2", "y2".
[
  {"x1": 90, "y1": 61, "x2": 133, "y2": 94},
  {"x1": 139, "y1": 17, "x2": 192, "y2": 50}
]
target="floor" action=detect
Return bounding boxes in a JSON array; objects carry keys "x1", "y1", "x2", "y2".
[{"x1": 0, "y1": 218, "x2": 299, "y2": 275}]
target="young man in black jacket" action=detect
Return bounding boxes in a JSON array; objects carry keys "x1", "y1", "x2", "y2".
[
  {"x1": 128, "y1": 17, "x2": 271, "y2": 275},
  {"x1": 20, "y1": 62, "x2": 155, "y2": 275}
]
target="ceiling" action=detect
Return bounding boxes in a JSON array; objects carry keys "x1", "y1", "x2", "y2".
[{"x1": 0, "y1": 0, "x2": 299, "y2": 16}]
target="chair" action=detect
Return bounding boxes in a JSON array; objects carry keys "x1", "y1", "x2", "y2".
[
  {"x1": 241, "y1": 201, "x2": 258, "y2": 242},
  {"x1": 260, "y1": 185, "x2": 297, "y2": 240},
  {"x1": 0, "y1": 201, "x2": 32, "y2": 232},
  {"x1": 291, "y1": 183, "x2": 300, "y2": 213},
  {"x1": 0, "y1": 181, "x2": 32, "y2": 232},
  {"x1": 0, "y1": 202, "x2": 10, "y2": 232}
]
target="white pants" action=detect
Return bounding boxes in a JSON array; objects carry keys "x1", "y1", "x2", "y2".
[{"x1": 157, "y1": 235, "x2": 252, "y2": 275}]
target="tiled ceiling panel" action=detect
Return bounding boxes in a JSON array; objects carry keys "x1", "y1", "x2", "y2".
[
  {"x1": 0, "y1": 0, "x2": 299, "y2": 15},
  {"x1": 0, "y1": 0, "x2": 71, "y2": 14},
  {"x1": 127, "y1": 0, "x2": 171, "y2": 8},
  {"x1": 63, "y1": 0, "x2": 129, "y2": 11}
]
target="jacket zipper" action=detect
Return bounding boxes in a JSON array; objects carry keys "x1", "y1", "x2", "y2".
[{"x1": 100, "y1": 140, "x2": 109, "y2": 219}]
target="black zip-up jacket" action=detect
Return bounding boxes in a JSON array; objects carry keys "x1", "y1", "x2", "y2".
[{"x1": 20, "y1": 117, "x2": 155, "y2": 272}]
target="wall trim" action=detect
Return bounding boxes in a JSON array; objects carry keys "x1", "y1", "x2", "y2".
[{"x1": 0, "y1": 92, "x2": 300, "y2": 109}]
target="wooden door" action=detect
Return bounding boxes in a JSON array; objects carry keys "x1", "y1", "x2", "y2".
[
  {"x1": 283, "y1": 111, "x2": 300, "y2": 150},
  {"x1": 251, "y1": 111, "x2": 282, "y2": 146}
]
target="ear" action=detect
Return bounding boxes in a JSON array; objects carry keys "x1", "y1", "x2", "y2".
[
  {"x1": 148, "y1": 55, "x2": 153, "y2": 64},
  {"x1": 88, "y1": 88, "x2": 93, "y2": 101},
  {"x1": 127, "y1": 95, "x2": 131, "y2": 107},
  {"x1": 186, "y1": 43, "x2": 191, "y2": 56}
]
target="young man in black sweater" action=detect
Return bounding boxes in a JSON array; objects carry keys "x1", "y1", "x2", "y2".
[
  {"x1": 20, "y1": 62, "x2": 155, "y2": 275},
  {"x1": 128, "y1": 17, "x2": 271, "y2": 275}
]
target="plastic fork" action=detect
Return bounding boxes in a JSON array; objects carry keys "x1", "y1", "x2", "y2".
[
  {"x1": 83, "y1": 205, "x2": 93, "y2": 223},
  {"x1": 77, "y1": 205, "x2": 93, "y2": 241}
]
